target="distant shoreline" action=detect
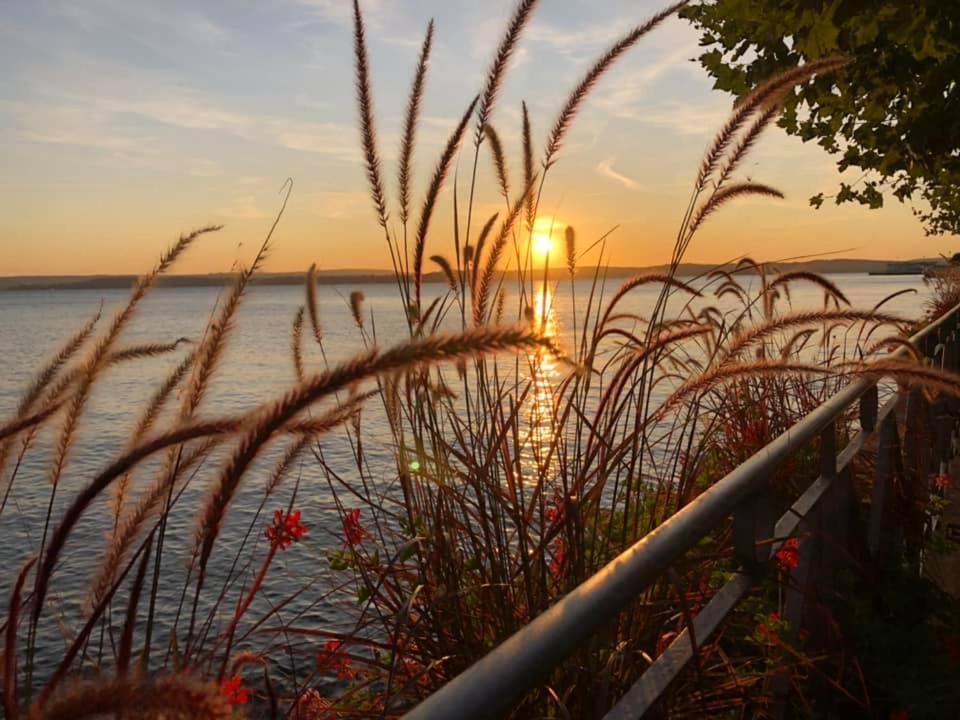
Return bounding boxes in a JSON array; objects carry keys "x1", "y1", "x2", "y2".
[{"x1": 0, "y1": 259, "x2": 937, "y2": 291}]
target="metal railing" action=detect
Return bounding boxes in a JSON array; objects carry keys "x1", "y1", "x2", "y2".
[{"x1": 404, "y1": 302, "x2": 960, "y2": 720}]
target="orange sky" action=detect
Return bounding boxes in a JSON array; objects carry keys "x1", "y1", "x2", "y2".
[{"x1": 1, "y1": 0, "x2": 953, "y2": 277}]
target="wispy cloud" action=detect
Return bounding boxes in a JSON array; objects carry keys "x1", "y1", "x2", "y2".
[
  {"x1": 216, "y1": 194, "x2": 269, "y2": 220},
  {"x1": 630, "y1": 101, "x2": 730, "y2": 136},
  {"x1": 593, "y1": 46, "x2": 701, "y2": 118},
  {"x1": 292, "y1": 0, "x2": 393, "y2": 27},
  {"x1": 42, "y1": 0, "x2": 230, "y2": 50},
  {"x1": 596, "y1": 157, "x2": 641, "y2": 189},
  {"x1": 5, "y1": 61, "x2": 359, "y2": 160}
]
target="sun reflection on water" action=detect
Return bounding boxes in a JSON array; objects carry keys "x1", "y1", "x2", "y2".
[{"x1": 526, "y1": 283, "x2": 559, "y2": 475}]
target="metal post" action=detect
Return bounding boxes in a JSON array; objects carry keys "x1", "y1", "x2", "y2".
[{"x1": 868, "y1": 414, "x2": 899, "y2": 561}]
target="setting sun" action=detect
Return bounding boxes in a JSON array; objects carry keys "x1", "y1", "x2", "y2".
[{"x1": 531, "y1": 217, "x2": 564, "y2": 260}]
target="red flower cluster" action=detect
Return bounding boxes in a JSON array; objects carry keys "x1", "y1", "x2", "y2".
[
  {"x1": 775, "y1": 538, "x2": 801, "y2": 571},
  {"x1": 342, "y1": 509, "x2": 368, "y2": 547},
  {"x1": 934, "y1": 472, "x2": 952, "y2": 491},
  {"x1": 317, "y1": 639, "x2": 355, "y2": 680},
  {"x1": 265, "y1": 509, "x2": 308, "y2": 550},
  {"x1": 756, "y1": 612, "x2": 781, "y2": 644},
  {"x1": 399, "y1": 656, "x2": 432, "y2": 689},
  {"x1": 220, "y1": 675, "x2": 251, "y2": 705},
  {"x1": 889, "y1": 710, "x2": 909, "y2": 720}
]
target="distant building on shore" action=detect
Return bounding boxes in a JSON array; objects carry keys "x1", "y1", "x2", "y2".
[{"x1": 869, "y1": 261, "x2": 939, "y2": 276}]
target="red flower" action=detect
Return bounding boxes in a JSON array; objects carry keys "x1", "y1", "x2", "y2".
[
  {"x1": 545, "y1": 488, "x2": 566, "y2": 524},
  {"x1": 342, "y1": 509, "x2": 368, "y2": 547},
  {"x1": 756, "y1": 612, "x2": 781, "y2": 644},
  {"x1": 317, "y1": 639, "x2": 355, "y2": 680},
  {"x1": 265, "y1": 509, "x2": 309, "y2": 550},
  {"x1": 220, "y1": 675, "x2": 251, "y2": 705},
  {"x1": 775, "y1": 538, "x2": 801, "y2": 571},
  {"x1": 398, "y1": 656, "x2": 432, "y2": 689},
  {"x1": 548, "y1": 537, "x2": 566, "y2": 578},
  {"x1": 889, "y1": 710, "x2": 909, "y2": 720},
  {"x1": 934, "y1": 472, "x2": 952, "y2": 491}
]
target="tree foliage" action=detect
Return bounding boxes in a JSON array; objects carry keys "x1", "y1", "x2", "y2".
[{"x1": 683, "y1": 0, "x2": 960, "y2": 235}]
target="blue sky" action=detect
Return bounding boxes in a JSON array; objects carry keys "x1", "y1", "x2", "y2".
[{"x1": 0, "y1": 0, "x2": 945, "y2": 275}]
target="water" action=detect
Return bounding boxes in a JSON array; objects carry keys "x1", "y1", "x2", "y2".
[{"x1": 0, "y1": 274, "x2": 929, "y2": 682}]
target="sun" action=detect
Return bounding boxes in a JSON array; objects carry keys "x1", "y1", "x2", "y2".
[
  {"x1": 531, "y1": 217, "x2": 563, "y2": 260},
  {"x1": 532, "y1": 231, "x2": 554, "y2": 258}
]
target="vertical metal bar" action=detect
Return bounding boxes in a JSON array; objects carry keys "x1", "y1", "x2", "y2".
[
  {"x1": 860, "y1": 385, "x2": 878, "y2": 434},
  {"x1": 902, "y1": 382, "x2": 932, "y2": 557},
  {"x1": 781, "y1": 423, "x2": 834, "y2": 628},
  {"x1": 733, "y1": 489, "x2": 777, "y2": 571},
  {"x1": 868, "y1": 413, "x2": 899, "y2": 560}
]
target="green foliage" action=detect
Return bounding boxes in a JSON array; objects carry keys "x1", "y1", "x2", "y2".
[{"x1": 683, "y1": 0, "x2": 960, "y2": 235}]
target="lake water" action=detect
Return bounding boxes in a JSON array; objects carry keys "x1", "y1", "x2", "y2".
[{"x1": 0, "y1": 274, "x2": 930, "y2": 683}]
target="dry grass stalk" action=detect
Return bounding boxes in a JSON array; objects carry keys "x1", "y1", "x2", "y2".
[
  {"x1": 688, "y1": 182, "x2": 785, "y2": 235},
  {"x1": 16, "y1": 308, "x2": 101, "y2": 417},
  {"x1": 863, "y1": 336, "x2": 923, "y2": 364},
  {"x1": 470, "y1": 213, "x2": 501, "y2": 296},
  {"x1": 30, "y1": 674, "x2": 232, "y2": 720},
  {"x1": 350, "y1": 290, "x2": 366, "y2": 328},
  {"x1": 16, "y1": 340, "x2": 192, "y2": 420},
  {"x1": 193, "y1": 326, "x2": 550, "y2": 586},
  {"x1": 5, "y1": 558, "x2": 37, "y2": 720},
  {"x1": 599, "y1": 274, "x2": 703, "y2": 330},
  {"x1": 292, "y1": 306, "x2": 305, "y2": 381},
  {"x1": 767, "y1": 271, "x2": 851, "y2": 306},
  {"x1": 399, "y1": 19, "x2": 435, "y2": 224},
  {"x1": 0, "y1": 403, "x2": 65, "y2": 444},
  {"x1": 474, "y1": 181, "x2": 535, "y2": 324},
  {"x1": 35, "y1": 418, "x2": 242, "y2": 621},
  {"x1": 711, "y1": 102, "x2": 782, "y2": 190},
  {"x1": 656, "y1": 360, "x2": 833, "y2": 420},
  {"x1": 522, "y1": 101, "x2": 535, "y2": 229},
  {"x1": 352, "y1": 0, "x2": 389, "y2": 227},
  {"x1": 542, "y1": 1, "x2": 688, "y2": 168},
  {"x1": 116, "y1": 533, "x2": 153, "y2": 676},
  {"x1": 132, "y1": 351, "x2": 196, "y2": 441},
  {"x1": 698, "y1": 56, "x2": 849, "y2": 191},
  {"x1": 92, "y1": 435, "x2": 225, "y2": 609},
  {"x1": 109, "y1": 338, "x2": 191, "y2": 364},
  {"x1": 412, "y1": 95, "x2": 480, "y2": 310},
  {"x1": 430, "y1": 255, "x2": 458, "y2": 293},
  {"x1": 850, "y1": 359, "x2": 960, "y2": 399},
  {"x1": 720, "y1": 310, "x2": 905, "y2": 361},
  {"x1": 565, "y1": 226, "x2": 576, "y2": 275},
  {"x1": 474, "y1": 0, "x2": 540, "y2": 144},
  {"x1": 305, "y1": 264, "x2": 323, "y2": 345},
  {"x1": 46, "y1": 226, "x2": 220, "y2": 491},
  {"x1": 484, "y1": 124, "x2": 510, "y2": 199}
]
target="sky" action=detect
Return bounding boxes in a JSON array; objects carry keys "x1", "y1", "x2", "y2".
[{"x1": 0, "y1": 0, "x2": 953, "y2": 277}]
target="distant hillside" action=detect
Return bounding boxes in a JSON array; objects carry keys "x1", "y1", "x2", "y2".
[{"x1": 0, "y1": 258, "x2": 941, "y2": 291}]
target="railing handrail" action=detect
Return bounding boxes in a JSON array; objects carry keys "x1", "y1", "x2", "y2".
[{"x1": 403, "y1": 302, "x2": 960, "y2": 720}]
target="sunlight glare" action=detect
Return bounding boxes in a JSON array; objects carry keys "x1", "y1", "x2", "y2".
[{"x1": 531, "y1": 217, "x2": 564, "y2": 261}]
